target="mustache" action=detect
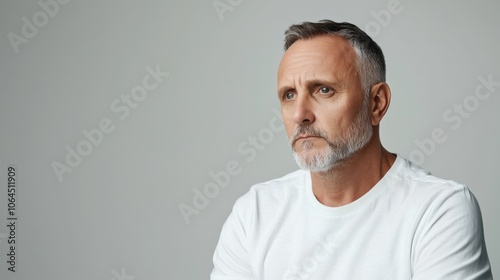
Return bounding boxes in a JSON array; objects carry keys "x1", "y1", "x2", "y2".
[{"x1": 289, "y1": 125, "x2": 329, "y2": 146}]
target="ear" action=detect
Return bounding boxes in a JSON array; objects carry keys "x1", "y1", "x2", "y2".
[{"x1": 369, "y1": 82, "x2": 391, "y2": 126}]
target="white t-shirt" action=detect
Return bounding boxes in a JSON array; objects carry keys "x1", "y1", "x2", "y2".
[{"x1": 211, "y1": 155, "x2": 492, "y2": 280}]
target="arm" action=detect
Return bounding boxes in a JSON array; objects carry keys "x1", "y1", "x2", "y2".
[
  {"x1": 412, "y1": 186, "x2": 492, "y2": 279},
  {"x1": 211, "y1": 193, "x2": 256, "y2": 280}
]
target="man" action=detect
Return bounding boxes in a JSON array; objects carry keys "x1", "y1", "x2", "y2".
[{"x1": 211, "y1": 20, "x2": 492, "y2": 279}]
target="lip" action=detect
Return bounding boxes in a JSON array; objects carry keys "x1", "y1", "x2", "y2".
[
  {"x1": 293, "y1": 135, "x2": 321, "y2": 145},
  {"x1": 297, "y1": 134, "x2": 320, "y2": 140}
]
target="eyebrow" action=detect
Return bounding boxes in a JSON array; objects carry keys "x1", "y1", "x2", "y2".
[
  {"x1": 278, "y1": 79, "x2": 339, "y2": 96},
  {"x1": 277, "y1": 86, "x2": 293, "y2": 97}
]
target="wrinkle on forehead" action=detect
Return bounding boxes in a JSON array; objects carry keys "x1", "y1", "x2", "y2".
[{"x1": 277, "y1": 35, "x2": 358, "y2": 89}]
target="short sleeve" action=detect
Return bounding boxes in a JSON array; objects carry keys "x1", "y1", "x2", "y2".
[
  {"x1": 412, "y1": 185, "x2": 492, "y2": 279},
  {"x1": 211, "y1": 191, "x2": 256, "y2": 280}
]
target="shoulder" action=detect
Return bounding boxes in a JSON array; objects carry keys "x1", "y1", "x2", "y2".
[
  {"x1": 383, "y1": 156, "x2": 484, "y2": 233},
  {"x1": 395, "y1": 156, "x2": 474, "y2": 202},
  {"x1": 250, "y1": 169, "x2": 308, "y2": 197},
  {"x1": 394, "y1": 156, "x2": 484, "y2": 238},
  {"x1": 231, "y1": 169, "x2": 308, "y2": 215},
  {"x1": 394, "y1": 157, "x2": 493, "y2": 278}
]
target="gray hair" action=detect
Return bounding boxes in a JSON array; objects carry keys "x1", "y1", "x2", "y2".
[{"x1": 284, "y1": 20, "x2": 386, "y2": 95}]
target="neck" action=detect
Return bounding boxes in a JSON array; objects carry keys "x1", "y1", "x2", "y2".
[{"x1": 310, "y1": 136, "x2": 396, "y2": 207}]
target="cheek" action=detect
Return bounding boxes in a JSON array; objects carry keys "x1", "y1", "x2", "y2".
[{"x1": 319, "y1": 102, "x2": 353, "y2": 132}]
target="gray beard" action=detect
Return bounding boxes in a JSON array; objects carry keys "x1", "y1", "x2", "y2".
[{"x1": 290, "y1": 101, "x2": 373, "y2": 172}]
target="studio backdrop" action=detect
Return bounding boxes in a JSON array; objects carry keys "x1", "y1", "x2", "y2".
[{"x1": 0, "y1": 0, "x2": 498, "y2": 279}]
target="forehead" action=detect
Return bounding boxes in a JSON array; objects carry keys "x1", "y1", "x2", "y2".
[{"x1": 277, "y1": 35, "x2": 357, "y2": 85}]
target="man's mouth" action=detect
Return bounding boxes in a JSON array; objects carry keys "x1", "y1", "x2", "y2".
[{"x1": 293, "y1": 135, "x2": 322, "y2": 146}]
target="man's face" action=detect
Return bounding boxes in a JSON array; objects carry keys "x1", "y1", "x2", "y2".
[{"x1": 277, "y1": 35, "x2": 373, "y2": 171}]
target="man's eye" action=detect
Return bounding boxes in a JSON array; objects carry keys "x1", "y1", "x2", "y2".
[
  {"x1": 319, "y1": 87, "x2": 332, "y2": 94},
  {"x1": 285, "y1": 92, "x2": 295, "y2": 100}
]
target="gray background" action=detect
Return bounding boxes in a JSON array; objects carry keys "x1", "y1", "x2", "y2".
[{"x1": 0, "y1": 0, "x2": 498, "y2": 279}]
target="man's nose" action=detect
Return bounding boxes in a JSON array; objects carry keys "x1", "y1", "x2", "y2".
[{"x1": 292, "y1": 95, "x2": 315, "y2": 125}]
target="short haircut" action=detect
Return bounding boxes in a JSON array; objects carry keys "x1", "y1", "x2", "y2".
[{"x1": 284, "y1": 20, "x2": 386, "y2": 95}]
